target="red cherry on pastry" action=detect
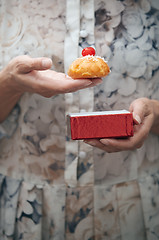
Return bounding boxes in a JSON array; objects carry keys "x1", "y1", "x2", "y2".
[{"x1": 82, "y1": 47, "x2": 95, "y2": 56}]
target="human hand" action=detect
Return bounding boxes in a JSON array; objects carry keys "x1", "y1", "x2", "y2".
[
  {"x1": 84, "y1": 98, "x2": 156, "y2": 152},
  {"x1": 2, "y1": 55, "x2": 102, "y2": 98}
]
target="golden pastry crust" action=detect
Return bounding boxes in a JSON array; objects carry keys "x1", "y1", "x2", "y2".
[{"x1": 68, "y1": 55, "x2": 110, "y2": 79}]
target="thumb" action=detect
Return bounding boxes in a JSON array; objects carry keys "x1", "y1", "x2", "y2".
[
  {"x1": 15, "y1": 56, "x2": 52, "y2": 73},
  {"x1": 129, "y1": 100, "x2": 143, "y2": 125}
]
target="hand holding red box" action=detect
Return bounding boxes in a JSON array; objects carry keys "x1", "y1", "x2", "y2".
[{"x1": 67, "y1": 110, "x2": 134, "y2": 140}]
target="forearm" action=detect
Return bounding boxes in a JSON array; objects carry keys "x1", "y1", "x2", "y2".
[
  {"x1": 151, "y1": 99, "x2": 159, "y2": 135},
  {"x1": 0, "y1": 70, "x2": 22, "y2": 123}
]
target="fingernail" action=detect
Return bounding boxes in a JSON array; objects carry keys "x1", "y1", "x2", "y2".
[
  {"x1": 84, "y1": 140, "x2": 95, "y2": 146},
  {"x1": 93, "y1": 78, "x2": 102, "y2": 85},
  {"x1": 100, "y1": 139, "x2": 110, "y2": 145},
  {"x1": 42, "y1": 59, "x2": 52, "y2": 68},
  {"x1": 83, "y1": 81, "x2": 92, "y2": 86},
  {"x1": 96, "y1": 81, "x2": 102, "y2": 85},
  {"x1": 133, "y1": 114, "x2": 141, "y2": 124}
]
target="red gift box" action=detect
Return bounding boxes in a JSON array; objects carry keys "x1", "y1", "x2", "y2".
[{"x1": 67, "y1": 110, "x2": 134, "y2": 140}]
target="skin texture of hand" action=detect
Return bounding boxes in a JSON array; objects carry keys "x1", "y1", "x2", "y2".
[
  {"x1": 0, "y1": 55, "x2": 102, "y2": 122},
  {"x1": 84, "y1": 98, "x2": 159, "y2": 152}
]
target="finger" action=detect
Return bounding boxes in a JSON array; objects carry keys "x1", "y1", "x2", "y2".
[
  {"x1": 99, "y1": 125, "x2": 147, "y2": 151},
  {"x1": 129, "y1": 98, "x2": 150, "y2": 125},
  {"x1": 130, "y1": 103, "x2": 142, "y2": 125},
  {"x1": 99, "y1": 138, "x2": 134, "y2": 151},
  {"x1": 84, "y1": 139, "x2": 104, "y2": 148},
  {"x1": 87, "y1": 78, "x2": 103, "y2": 87},
  {"x1": 73, "y1": 78, "x2": 102, "y2": 90},
  {"x1": 14, "y1": 56, "x2": 53, "y2": 73},
  {"x1": 66, "y1": 76, "x2": 102, "y2": 85},
  {"x1": 84, "y1": 139, "x2": 121, "y2": 153},
  {"x1": 56, "y1": 75, "x2": 102, "y2": 92}
]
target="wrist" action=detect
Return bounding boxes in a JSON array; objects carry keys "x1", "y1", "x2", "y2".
[
  {"x1": 150, "y1": 99, "x2": 159, "y2": 135},
  {"x1": 0, "y1": 68, "x2": 23, "y2": 97},
  {"x1": 0, "y1": 69, "x2": 22, "y2": 123}
]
